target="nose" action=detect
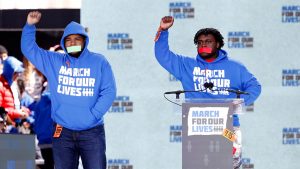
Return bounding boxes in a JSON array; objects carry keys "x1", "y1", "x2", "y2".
[
  {"x1": 70, "y1": 39, "x2": 76, "y2": 46},
  {"x1": 200, "y1": 43, "x2": 207, "y2": 48}
]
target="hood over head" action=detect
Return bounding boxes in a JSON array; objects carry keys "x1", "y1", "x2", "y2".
[{"x1": 60, "y1": 21, "x2": 89, "y2": 57}]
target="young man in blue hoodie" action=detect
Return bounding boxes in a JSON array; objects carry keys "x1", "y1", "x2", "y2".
[
  {"x1": 155, "y1": 16, "x2": 261, "y2": 168},
  {"x1": 21, "y1": 11, "x2": 117, "y2": 169}
]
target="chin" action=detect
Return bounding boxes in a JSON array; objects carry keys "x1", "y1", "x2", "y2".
[
  {"x1": 69, "y1": 52, "x2": 81, "y2": 58},
  {"x1": 200, "y1": 53, "x2": 211, "y2": 59},
  {"x1": 70, "y1": 52, "x2": 80, "y2": 55}
]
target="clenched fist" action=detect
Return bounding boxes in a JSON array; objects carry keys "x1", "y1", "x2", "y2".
[
  {"x1": 27, "y1": 11, "x2": 41, "y2": 25},
  {"x1": 160, "y1": 16, "x2": 174, "y2": 30}
]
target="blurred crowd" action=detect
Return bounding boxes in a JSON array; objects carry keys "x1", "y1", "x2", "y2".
[{"x1": 0, "y1": 44, "x2": 62, "y2": 169}]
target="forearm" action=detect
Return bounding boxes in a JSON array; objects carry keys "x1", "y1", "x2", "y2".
[
  {"x1": 241, "y1": 78, "x2": 262, "y2": 106},
  {"x1": 242, "y1": 85, "x2": 261, "y2": 106},
  {"x1": 154, "y1": 31, "x2": 183, "y2": 80},
  {"x1": 21, "y1": 24, "x2": 48, "y2": 74},
  {"x1": 91, "y1": 63, "x2": 117, "y2": 120},
  {"x1": 91, "y1": 88, "x2": 116, "y2": 120}
]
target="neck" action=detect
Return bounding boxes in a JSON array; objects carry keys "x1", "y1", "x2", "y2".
[
  {"x1": 201, "y1": 52, "x2": 218, "y2": 61},
  {"x1": 205, "y1": 57, "x2": 216, "y2": 63},
  {"x1": 69, "y1": 51, "x2": 81, "y2": 58}
]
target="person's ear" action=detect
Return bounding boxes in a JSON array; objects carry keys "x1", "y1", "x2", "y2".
[{"x1": 216, "y1": 42, "x2": 220, "y2": 49}]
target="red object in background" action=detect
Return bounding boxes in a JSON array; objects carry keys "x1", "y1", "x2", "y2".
[{"x1": 232, "y1": 147, "x2": 237, "y2": 155}]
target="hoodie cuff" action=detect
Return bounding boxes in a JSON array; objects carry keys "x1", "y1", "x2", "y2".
[
  {"x1": 155, "y1": 30, "x2": 169, "y2": 42},
  {"x1": 91, "y1": 108, "x2": 102, "y2": 120},
  {"x1": 24, "y1": 23, "x2": 36, "y2": 30},
  {"x1": 160, "y1": 30, "x2": 169, "y2": 36}
]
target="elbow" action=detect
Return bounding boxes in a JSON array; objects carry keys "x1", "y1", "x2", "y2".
[
  {"x1": 111, "y1": 89, "x2": 117, "y2": 103},
  {"x1": 20, "y1": 38, "x2": 29, "y2": 55},
  {"x1": 106, "y1": 86, "x2": 117, "y2": 104}
]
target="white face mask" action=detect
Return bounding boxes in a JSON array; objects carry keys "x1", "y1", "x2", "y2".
[{"x1": 66, "y1": 45, "x2": 82, "y2": 53}]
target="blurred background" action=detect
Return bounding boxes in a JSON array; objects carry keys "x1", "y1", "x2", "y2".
[{"x1": 0, "y1": 0, "x2": 299, "y2": 169}]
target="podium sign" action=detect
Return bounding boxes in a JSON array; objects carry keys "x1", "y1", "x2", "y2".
[{"x1": 182, "y1": 99, "x2": 243, "y2": 169}]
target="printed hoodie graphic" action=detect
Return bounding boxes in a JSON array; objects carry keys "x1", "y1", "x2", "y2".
[{"x1": 21, "y1": 21, "x2": 116, "y2": 130}]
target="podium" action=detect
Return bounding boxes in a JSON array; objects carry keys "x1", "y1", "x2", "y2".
[{"x1": 180, "y1": 98, "x2": 244, "y2": 169}]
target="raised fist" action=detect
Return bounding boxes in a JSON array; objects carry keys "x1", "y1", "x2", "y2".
[
  {"x1": 27, "y1": 11, "x2": 41, "y2": 25},
  {"x1": 160, "y1": 16, "x2": 174, "y2": 30}
]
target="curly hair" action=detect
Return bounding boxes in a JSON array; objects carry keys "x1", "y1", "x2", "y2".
[{"x1": 194, "y1": 28, "x2": 224, "y2": 49}]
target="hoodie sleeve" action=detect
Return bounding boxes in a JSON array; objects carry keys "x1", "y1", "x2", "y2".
[
  {"x1": 239, "y1": 65, "x2": 262, "y2": 106},
  {"x1": 90, "y1": 60, "x2": 117, "y2": 120},
  {"x1": 21, "y1": 23, "x2": 57, "y2": 76},
  {"x1": 154, "y1": 30, "x2": 185, "y2": 80}
]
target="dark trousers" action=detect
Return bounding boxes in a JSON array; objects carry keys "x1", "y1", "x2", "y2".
[
  {"x1": 52, "y1": 125, "x2": 106, "y2": 169},
  {"x1": 41, "y1": 148, "x2": 54, "y2": 169}
]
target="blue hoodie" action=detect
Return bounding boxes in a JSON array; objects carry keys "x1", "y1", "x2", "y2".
[
  {"x1": 155, "y1": 31, "x2": 261, "y2": 106},
  {"x1": 21, "y1": 22, "x2": 117, "y2": 130},
  {"x1": 34, "y1": 91, "x2": 53, "y2": 145}
]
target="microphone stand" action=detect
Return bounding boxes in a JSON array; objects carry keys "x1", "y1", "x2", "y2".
[
  {"x1": 164, "y1": 88, "x2": 249, "y2": 106},
  {"x1": 226, "y1": 89, "x2": 249, "y2": 99},
  {"x1": 168, "y1": 90, "x2": 203, "y2": 99},
  {"x1": 163, "y1": 89, "x2": 207, "y2": 106}
]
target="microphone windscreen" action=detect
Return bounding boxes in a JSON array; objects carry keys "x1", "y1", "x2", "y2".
[{"x1": 204, "y1": 82, "x2": 214, "y2": 89}]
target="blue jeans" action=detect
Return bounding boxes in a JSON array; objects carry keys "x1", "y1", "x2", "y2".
[{"x1": 52, "y1": 124, "x2": 106, "y2": 169}]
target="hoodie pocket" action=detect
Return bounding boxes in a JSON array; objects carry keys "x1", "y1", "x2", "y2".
[{"x1": 55, "y1": 103, "x2": 97, "y2": 130}]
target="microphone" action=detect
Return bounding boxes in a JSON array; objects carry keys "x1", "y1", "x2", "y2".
[
  {"x1": 203, "y1": 82, "x2": 214, "y2": 90},
  {"x1": 226, "y1": 89, "x2": 249, "y2": 99},
  {"x1": 164, "y1": 90, "x2": 184, "y2": 94},
  {"x1": 165, "y1": 82, "x2": 214, "y2": 95},
  {"x1": 226, "y1": 89, "x2": 249, "y2": 95},
  {"x1": 164, "y1": 90, "x2": 185, "y2": 99}
]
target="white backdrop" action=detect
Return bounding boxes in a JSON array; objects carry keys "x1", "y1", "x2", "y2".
[{"x1": 81, "y1": 1, "x2": 300, "y2": 169}]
